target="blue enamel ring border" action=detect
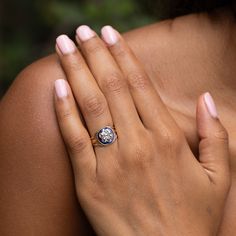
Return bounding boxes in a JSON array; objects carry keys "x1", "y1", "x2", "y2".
[{"x1": 95, "y1": 126, "x2": 117, "y2": 146}]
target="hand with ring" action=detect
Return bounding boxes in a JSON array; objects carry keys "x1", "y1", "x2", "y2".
[{"x1": 53, "y1": 25, "x2": 230, "y2": 236}]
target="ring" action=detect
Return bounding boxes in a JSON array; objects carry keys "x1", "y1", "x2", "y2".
[{"x1": 91, "y1": 126, "x2": 117, "y2": 147}]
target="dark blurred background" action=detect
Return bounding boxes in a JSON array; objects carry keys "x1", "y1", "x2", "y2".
[
  {"x1": 1, "y1": 0, "x2": 229, "y2": 98},
  {"x1": 0, "y1": 0, "x2": 159, "y2": 98}
]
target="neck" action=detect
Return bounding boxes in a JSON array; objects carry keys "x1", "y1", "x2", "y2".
[
  {"x1": 123, "y1": 7, "x2": 236, "y2": 171},
  {"x1": 125, "y1": 7, "x2": 236, "y2": 105}
]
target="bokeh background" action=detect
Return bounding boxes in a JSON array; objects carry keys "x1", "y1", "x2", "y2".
[
  {"x1": 0, "y1": 0, "x2": 161, "y2": 98},
  {"x1": 2, "y1": 0, "x2": 228, "y2": 98}
]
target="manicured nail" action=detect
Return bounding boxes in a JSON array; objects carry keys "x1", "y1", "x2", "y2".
[
  {"x1": 101, "y1": 26, "x2": 118, "y2": 46},
  {"x1": 55, "y1": 79, "x2": 68, "y2": 98},
  {"x1": 56, "y1": 35, "x2": 76, "y2": 55},
  {"x1": 204, "y1": 92, "x2": 218, "y2": 118},
  {"x1": 76, "y1": 25, "x2": 95, "y2": 41}
]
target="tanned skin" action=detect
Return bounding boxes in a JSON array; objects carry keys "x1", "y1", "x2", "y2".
[{"x1": 0, "y1": 7, "x2": 236, "y2": 236}]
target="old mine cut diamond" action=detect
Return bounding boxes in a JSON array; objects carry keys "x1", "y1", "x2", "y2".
[{"x1": 97, "y1": 126, "x2": 116, "y2": 145}]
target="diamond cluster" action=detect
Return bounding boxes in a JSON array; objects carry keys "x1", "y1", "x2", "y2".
[{"x1": 97, "y1": 127, "x2": 116, "y2": 145}]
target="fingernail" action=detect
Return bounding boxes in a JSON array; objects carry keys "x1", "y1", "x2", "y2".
[
  {"x1": 204, "y1": 92, "x2": 218, "y2": 118},
  {"x1": 56, "y1": 35, "x2": 76, "y2": 55},
  {"x1": 76, "y1": 25, "x2": 95, "y2": 41},
  {"x1": 101, "y1": 26, "x2": 118, "y2": 46},
  {"x1": 55, "y1": 79, "x2": 68, "y2": 98}
]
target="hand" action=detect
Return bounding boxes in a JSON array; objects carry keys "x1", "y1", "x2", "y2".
[{"x1": 53, "y1": 25, "x2": 230, "y2": 236}]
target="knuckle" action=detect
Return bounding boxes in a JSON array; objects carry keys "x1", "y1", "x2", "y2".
[
  {"x1": 130, "y1": 145, "x2": 153, "y2": 169},
  {"x1": 102, "y1": 72, "x2": 126, "y2": 94},
  {"x1": 85, "y1": 41, "x2": 103, "y2": 54},
  {"x1": 86, "y1": 185, "x2": 105, "y2": 204},
  {"x1": 77, "y1": 181, "x2": 103, "y2": 204},
  {"x1": 127, "y1": 72, "x2": 150, "y2": 91},
  {"x1": 112, "y1": 43, "x2": 127, "y2": 58},
  {"x1": 57, "y1": 106, "x2": 73, "y2": 122},
  {"x1": 134, "y1": 145, "x2": 149, "y2": 160},
  {"x1": 65, "y1": 57, "x2": 84, "y2": 72},
  {"x1": 158, "y1": 126, "x2": 184, "y2": 149},
  {"x1": 67, "y1": 134, "x2": 89, "y2": 154},
  {"x1": 126, "y1": 132, "x2": 154, "y2": 169},
  {"x1": 83, "y1": 95, "x2": 106, "y2": 118},
  {"x1": 213, "y1": 127, "x2": 229, "y2": 142}
]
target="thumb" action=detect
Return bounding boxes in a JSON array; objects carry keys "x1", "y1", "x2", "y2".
[{"x1": 197, "y1": 92, "x2": 230, "y2": 183}]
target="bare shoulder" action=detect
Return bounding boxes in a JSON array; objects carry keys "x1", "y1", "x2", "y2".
[
  {"x1": 0, "y1": 54, "x2": 95, "y2": 234},
  {"x1": 2, "y1": 54, "x2": 64, "y2": 105},
  {"x1": 0, "y1": 54, "x2": 65, "y2": 148}
]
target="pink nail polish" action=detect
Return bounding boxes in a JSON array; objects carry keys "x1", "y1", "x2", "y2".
[
  {"x1": 56, "y1": 35, "x2": 76, "y2": 55},
  {"x1": 55, "y1": 79, "x2": 68, "y2": 98},
  {"x1": 204, "y1": 92, "x2": 218, "y2": 118},
  {"x1": 101, "y1": 26, "x2": 118, "y2": 46},
  {"x1": 76, "y1": 25, "x2": 95, "y2": 41}
]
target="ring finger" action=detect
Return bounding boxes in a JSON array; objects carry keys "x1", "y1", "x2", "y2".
[{"x1": 56, "y1": 35, "x2": 115, "y2": 150}]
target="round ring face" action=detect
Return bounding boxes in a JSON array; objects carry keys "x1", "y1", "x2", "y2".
[{"x1": 96, "y1": 126, "x2": 117, "y2": 146}]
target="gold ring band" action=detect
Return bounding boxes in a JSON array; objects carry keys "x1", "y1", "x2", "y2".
[{"x1": 91, "y1": 126, "x2": 117, "y2": 147}]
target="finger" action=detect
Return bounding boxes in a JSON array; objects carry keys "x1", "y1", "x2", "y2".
[
  {"x1": 55, "y1": 35, "x2": 115, "y2": 149},
  {"x1": 75, "y1": 25, "x2": 142, "y2": 131},
  {"x1": 100, "y1": 25, "x2": 179, "y2": 132},
  {"x1": 197, "y1": 92, "x2": 230, "y2": 187},
  {"x1": 54, "y1": 79, "x2": 96, "y2": 182}
]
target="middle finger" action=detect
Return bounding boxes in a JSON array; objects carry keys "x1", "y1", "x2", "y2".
[{"x1": 76, "y1": 25, "x2": 142, "y2": 130}]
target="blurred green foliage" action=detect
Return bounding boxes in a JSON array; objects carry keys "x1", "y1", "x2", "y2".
[{"x1": 0, "y1": 0, "x2": 157, "y2": 97}]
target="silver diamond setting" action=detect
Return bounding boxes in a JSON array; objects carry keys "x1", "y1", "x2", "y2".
[{"x1": 96, "y1": 126, "x2": 117, "y2": 146}]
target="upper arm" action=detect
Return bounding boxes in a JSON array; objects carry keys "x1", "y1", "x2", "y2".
[{"x1": 0, "y1": 55, "x2": 94, "y2": 235}]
